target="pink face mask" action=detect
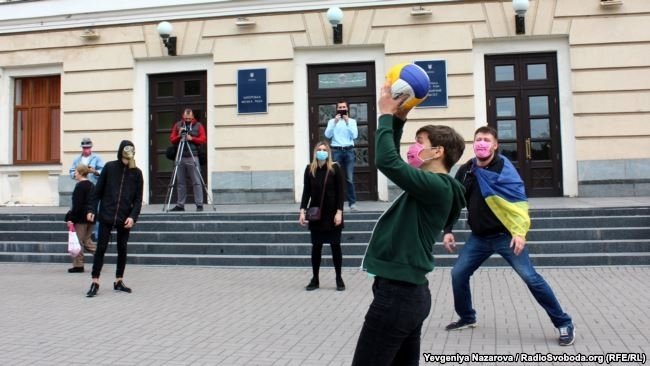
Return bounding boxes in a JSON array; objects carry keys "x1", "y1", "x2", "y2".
[
  {"x1": 407, "y1": 143, "x2": 431, "y2": 169},
  {"x1": 473, "y1": 140, "x2": 493, "y2": 159}
]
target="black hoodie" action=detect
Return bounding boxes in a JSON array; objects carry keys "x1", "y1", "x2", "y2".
[{"x1": 88, "y1": 140, "x2": 144, "y2": 227}]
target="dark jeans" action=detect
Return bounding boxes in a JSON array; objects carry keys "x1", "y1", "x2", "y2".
[
  {"x1": 352, "y1": 277, "x2": 431, "y2": 366},
  {"x1": 332, "y1": 148, "x2": 356, "y2": 206},
  {"x1": 451, "y1": 232, "x2": 572, "y2": 328},
  {"x1": 91, "y1": 222, "x2": 131, "y2": 279}
]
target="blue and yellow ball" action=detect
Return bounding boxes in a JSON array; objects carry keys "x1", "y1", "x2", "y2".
[{"x1": 386, "y1": 63, "x2": 431, "y2": 109}]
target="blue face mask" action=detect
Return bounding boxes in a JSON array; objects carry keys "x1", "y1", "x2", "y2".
[{"x1": 315, "y1": 151, "x2": 328, "y2": 161}]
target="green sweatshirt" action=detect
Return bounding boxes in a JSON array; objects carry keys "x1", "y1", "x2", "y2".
[{"x1": 362, "y1": 114, "x2": 466, "y2": 284}]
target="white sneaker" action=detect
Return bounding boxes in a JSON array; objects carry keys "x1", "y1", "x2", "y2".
[{"x1": 349, "y1": 204, "x2": 359, "y2": 211}]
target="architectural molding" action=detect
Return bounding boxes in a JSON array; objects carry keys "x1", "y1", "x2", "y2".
[{"x1": 0, "y1": 0, "x2": 456, "y2": 34}]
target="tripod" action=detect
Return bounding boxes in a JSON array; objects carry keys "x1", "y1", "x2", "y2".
[{"x1": 163, "y1": 133, "x2": 214, "y2": 212}]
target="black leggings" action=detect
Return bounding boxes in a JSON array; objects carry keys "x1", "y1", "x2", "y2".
[
  {"x1": 311, "y1": 242, "x2": 343, "y2": 279},
  {"x1": 91, "y1": 222, "x2": 131, "y2": 279}
]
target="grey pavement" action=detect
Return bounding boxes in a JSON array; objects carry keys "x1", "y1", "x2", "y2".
[{"x1": 1, "y1": 263, "x2": 648, "y2": 365}]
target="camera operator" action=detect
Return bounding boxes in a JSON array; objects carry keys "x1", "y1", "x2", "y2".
[{"x1": 169, "y1": 108, "x2": 207, "y2": 212}]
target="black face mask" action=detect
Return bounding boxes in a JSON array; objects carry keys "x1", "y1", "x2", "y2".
[{"x1": 337, "y1": 109, "x2": 347, "y2": 116}]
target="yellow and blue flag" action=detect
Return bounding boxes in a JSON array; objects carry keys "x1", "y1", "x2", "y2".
[{"x1": 472, "y1": 156, "x2": 531, "y2": 238}]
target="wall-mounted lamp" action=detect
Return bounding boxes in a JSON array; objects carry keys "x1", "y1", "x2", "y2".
[
  {"x1": 326, "y1": 7, "x2": 343, "y2": 44},
  {"x1": 80, "y1": 28, "x2": 100, "y2": 40},
  {"x1": 512, "y1": 0, "x2": 529, "y2": 35},
  {"x1": 410, "y1": 6, "x2": 432, "y2": 16},
  {"x1": 157, "y1": 21, "x2": 177, "y2": 56},
  {"x1": 236, "y1": 17, "x2": 256, "y2": 27}
]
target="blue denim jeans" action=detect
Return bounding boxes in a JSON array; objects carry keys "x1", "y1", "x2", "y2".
[
  {"x1": 332, "y1": 148, "x2": 356, "y2": 206},
  {"x1": 451, "y1": 232, "x2": 572, "y2": 328},
  {"x1": 352, "y1": 277, "x2": 431, "y2": 366}
]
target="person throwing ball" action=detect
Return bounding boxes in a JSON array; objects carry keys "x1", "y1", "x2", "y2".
[{"x1": 351, "y1": 80, "x2": 466, "y2": 365}]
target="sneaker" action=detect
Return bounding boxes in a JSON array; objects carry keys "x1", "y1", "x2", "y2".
[
  {"x1": 169, "y1": 205, "x2": 185, "y2": 212},
  {"x1": 558, "y1": 323, "x2": 575, "y2": 346},
  {"x1": 445, "y1": 319, "x2": 478, "y2": 331},
  {"x1": 349, "y1": 204, "x2": 359, "y2": 211},
  {"x1": 305, "y1": 278, "x2": 319, "y2": 291},
  {"x1": 196, "y1": 205, "x2": 204, "y2": 212},
  {"x1": 113, "y1": 280, "x2": 132, "y2": 293},
  {"x1": 67, "y1": 266, "x2": 84, "y2": 273}
]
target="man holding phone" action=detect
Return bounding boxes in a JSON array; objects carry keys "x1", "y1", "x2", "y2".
[{"x1": 324, "y1": 100, "x2": 359, "y2": 211}]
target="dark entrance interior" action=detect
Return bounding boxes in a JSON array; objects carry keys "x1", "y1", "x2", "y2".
[
  {"x1": 148, "y1": 71, "x2": 207, "y2": 204},
  {"x1": 307, "y1": 62, "x2": 377, "y2": 201}
]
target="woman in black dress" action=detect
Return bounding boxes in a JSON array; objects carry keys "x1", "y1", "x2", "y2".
[{"x1": 299, "y1": 141, "x2": 346, "y2": 291}]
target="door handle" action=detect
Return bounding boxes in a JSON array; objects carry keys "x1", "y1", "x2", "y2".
[{"x1": 525, "y1": 138, "x2": 532, "y2": 160}]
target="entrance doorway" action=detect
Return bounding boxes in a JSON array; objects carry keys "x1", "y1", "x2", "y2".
[
  {"x1": 148, "y1": 71, "x2": 207, "y2": 204},
  {"x1": 307, "y1": 62, "x2": 377, "y2": 201},
  {"x1": 485, "y1": 53, "x2": 563, "y2": 197}
]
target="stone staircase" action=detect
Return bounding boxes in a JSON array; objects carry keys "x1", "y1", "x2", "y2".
[{"x1": 0, "y1": 207, "x2": 649, "y2": 267}]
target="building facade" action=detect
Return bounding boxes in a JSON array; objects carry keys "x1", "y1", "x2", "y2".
[{"x1": 0, "y1": 0, "x2": 648, "y2": 206}]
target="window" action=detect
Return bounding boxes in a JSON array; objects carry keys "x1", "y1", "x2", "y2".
[{"x1": 14, "y1": 75, "x2": 61, "y2": 164}]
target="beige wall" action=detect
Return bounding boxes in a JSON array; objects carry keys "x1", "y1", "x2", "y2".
[{"x1": 1, "y1": 0, "x2": 649, "y2": 204}]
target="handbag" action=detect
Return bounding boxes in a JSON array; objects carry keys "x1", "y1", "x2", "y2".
[
  {"x1": 165, "y1": 144, "x2": 178, "y2": 160},
  {"x1": 67, "y1": 223, "x2": 81, "y2": 257},
  {"x1": 306, "y1": 168, "x2": 330, "y2": 221}
]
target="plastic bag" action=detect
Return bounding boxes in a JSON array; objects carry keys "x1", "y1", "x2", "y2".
[{"x1": 67, "y1": 224, "x2": 81, "y2": 257}]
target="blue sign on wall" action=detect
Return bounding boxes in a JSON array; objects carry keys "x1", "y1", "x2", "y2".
[
  {"x1": 414, "y1": 60, "x2": 448, "y2": 108},
  {"x1": 237, "y1": 68, "x2": 268, "y2": 114}
]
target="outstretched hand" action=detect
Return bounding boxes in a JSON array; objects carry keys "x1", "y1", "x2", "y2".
[{"x1": 378, "y1": 83, "x2": 409, "y2": 116}]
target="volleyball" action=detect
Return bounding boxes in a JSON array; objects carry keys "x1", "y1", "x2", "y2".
[{"x1": 385, "y1": 63, "x2": 431, "y2": 109}]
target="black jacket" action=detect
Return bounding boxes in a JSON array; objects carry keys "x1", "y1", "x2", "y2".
[
  {"x1": 300, "y1": 163, "x2": 345, "y2": 232},
  {"x1": 89, "y1": 140, "x2": 144, "y2": 227},
  {"x1": 447, "y1": 154, "x2": 508, "y2": 237},
  {"x1": 66, "y1": 180, "x2": 95, "y2": 224}
]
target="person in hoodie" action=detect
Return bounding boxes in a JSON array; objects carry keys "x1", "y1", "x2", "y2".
[
  {"x1": 85, "y1": 140, "x2": 143, "y2": 298},
  {"x1": 351, "y1": 84, "x2": 466, "y2": 366}
]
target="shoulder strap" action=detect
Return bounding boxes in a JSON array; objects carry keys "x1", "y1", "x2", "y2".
[{"x1": 318, "y1": 168, "x2": 330, "y2": 204}]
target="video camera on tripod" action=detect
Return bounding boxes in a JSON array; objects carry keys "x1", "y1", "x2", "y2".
[
  {"x1": 163, "y1": 118, "x2": 213, "y2": 211},
  {"x1": 179, "y1": 123, "x2": 190, "y2": 137}
]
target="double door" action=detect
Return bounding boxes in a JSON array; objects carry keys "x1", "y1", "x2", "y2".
[
  {"x1": 307, "y1": 63, "x2": 378, "y2": 201},
  {"x1": 148, "y1": 71, "x2": 207, "y2": 204},
  {"x1": 485, "y1": 53, "x2": 563, "y2": 197}
]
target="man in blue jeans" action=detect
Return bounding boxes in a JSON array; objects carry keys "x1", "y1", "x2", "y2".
[
  {"x1": 443, "y1": 125, "x2": 575, "y2": 346},
  {"x1": 324, "y1": 100, "x2": 359, "y2": 210}
]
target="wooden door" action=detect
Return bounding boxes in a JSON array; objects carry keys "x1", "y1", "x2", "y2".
[
  {"x1": 149, "y1": 71, "x2": 207, "y2": 203},
  {"x1": 485, "y1": 53, "x2": 563, "y2": 197},
  {"x1": 307, "y1": 63, "x2": 377, "y2": 200}
]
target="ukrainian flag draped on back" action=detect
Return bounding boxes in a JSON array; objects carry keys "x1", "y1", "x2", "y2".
[{"x1": 472, "y1": 156, "x2": 531, "y2": 238}]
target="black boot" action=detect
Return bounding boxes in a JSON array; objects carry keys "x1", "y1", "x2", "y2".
[
  {"x1": 336, "y1": 277, "x2": 346, "y2": 291},
  {"x1": 305, "y1": 278, "x2": 319, "y2": 291},
  {"x1": 86, "y1": 282, "x2": 99, "y2": 297},
  {"x1": 113, "y1": 280, "x2": 132, "y2": 293}
]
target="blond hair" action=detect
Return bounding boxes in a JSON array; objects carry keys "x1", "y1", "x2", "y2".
[
  {"x1": 75, "y1": 163, "x2": 91, "y2": 177},
  {"x1": 309, "y1": 141, "x2": 335, "y2": 177}
]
